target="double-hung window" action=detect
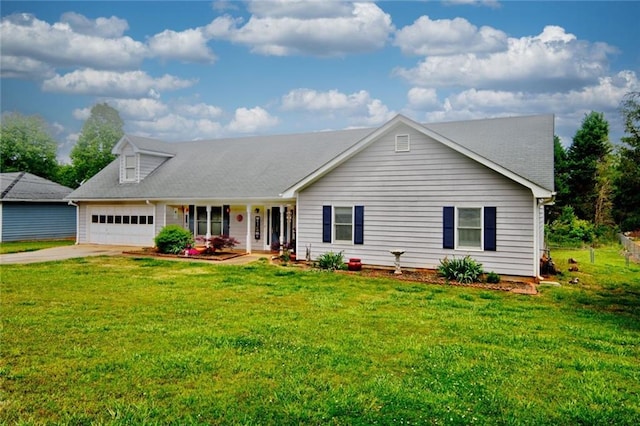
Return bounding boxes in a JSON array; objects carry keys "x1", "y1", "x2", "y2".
[
  {"x1": 322, "y1": 205, "x2": 364, "y2": 244},
  {"x1": 457, "y1": 208, "x2": 482, "y2": 249},
  {"x1": 443, "y1": 206, "x2": 496, "y2": 251},
  {"x1": 124, "y1": 155, "x2": 136, "y2": 181},
  {"x1": 334, "y1": 207, "x2": 353, "y2": 241}
]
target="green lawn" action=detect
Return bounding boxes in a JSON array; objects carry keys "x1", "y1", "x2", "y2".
[
  {"x1": 1, "y1": 246, "x2": 639, "y2": 425},
  {"x1": 0, "y1": 239, "x2": 74, "y2": 254}
]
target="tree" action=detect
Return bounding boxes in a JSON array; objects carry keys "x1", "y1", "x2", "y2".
[
  {"x1": 0, "y1": 112, "x2": 59, "y2": 181},
  {"x1": 566, "y1": 111, "x2": 612, "y2": 222},
  {"x1": 547, "y1": 135, "x2": 570, "y2": 223},
  {"x1": 614, "y1": 92, "x2": 640, "y2": 231},
  {"x1": 69, "y1": 103, "x2": 124, "y2": 186}
]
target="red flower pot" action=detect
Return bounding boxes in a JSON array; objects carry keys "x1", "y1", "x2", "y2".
[{"x1": 348, "y1": 258, "x2": 362, "y2": 271}]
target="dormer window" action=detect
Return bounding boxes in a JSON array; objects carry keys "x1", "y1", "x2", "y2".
[{"x1": 124, "y1": 155, "x2": 137, "y2": 182}]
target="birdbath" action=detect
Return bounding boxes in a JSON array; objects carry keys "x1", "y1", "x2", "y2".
[{"x1": 390, "y1": 250, "x2": 405, "y2": 275}]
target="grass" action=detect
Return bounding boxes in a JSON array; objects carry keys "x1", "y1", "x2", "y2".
[
  {"x1": 0, "y1": 239, "x2": 74, "y2": 254},
  {"x1": 1, "y1": 245, "x2": 639, "y2": 425}
]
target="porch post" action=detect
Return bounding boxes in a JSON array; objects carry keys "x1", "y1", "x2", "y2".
[
  {"x1": 205, "y1": 205, "x2": 212, "y2": 245},
  {"x1": 279, "y1": 204, "x2": 285, "y2": 255},
  {"x1": 246, "y1": 204, "x2": 252, "y2": 254}
]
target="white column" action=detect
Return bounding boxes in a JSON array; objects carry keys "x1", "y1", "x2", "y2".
[
  {"x1": 205, "y1": 205, "x2": 212, "y2": 244},
  {"x1": 279, "y1": 204, "x2": 285, "y2": 255},
  {"x1": 246, "y1": 205, "x2": 252, "y2": 254}
]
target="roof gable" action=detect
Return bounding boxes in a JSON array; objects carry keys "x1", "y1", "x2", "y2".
[
  {"x1": 112, "y1": 135, "x2": 176, "y2": 157},
  {"x1": 281, "y1": 114, "x2": 554, "y2": 198}
]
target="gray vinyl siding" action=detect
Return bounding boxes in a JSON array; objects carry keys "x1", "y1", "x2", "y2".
[
  {"x1": 139, "y1": 154, "x2": 167, "y2": 180},
  {"x1": 297, "y1": 123, "x2": 537, "y2": 277},
  {"x1": 1, "y1": 202, "x2": 76, "y2": 242}
]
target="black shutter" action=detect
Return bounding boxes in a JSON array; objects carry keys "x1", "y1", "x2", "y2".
[
  {"x1": 322, "y1": 205, "x2": 332, "y2": 243},
  {"x1": 484, "y1": 207, "x2": 497, "y2": 251},
  {"x1": 188, "y1": 205, "x2": 195, "y2": 233},
  {"x1": 443, "y1": 206, "x2": 454, "y2": 249},
  {"x1": 223, "y1": 205, "x2": 230, "y2": 236},
  {"x1": 354, "y1": 205, "x2": 364, "y2": 245}
]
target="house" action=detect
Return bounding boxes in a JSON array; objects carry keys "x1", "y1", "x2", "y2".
[
  {"x1": 66, "y1": 114, "x2": 555, "y2": 277},
  {"x1": 1, "y1": 172, "x2": 76, "y2": 242}
]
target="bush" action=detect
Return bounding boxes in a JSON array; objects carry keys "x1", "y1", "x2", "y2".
[
  {"x1": 438, "y1": 256, "x2": 484, "y2": 284},
  {"x1": 154, "y1": 225, "x2": 194, "y2": 254},
  {"x1": 547, "y1": 206, "x2": 595, "y2": 247},
  {"x1": 486, "y1": 271, "x2": 501, "y2": 284},
  {"x1": 316, "y1": 251, "x2": 347, "y2": 271},
  {"x1": 198, "y1": 235, "x2": 240, "y2": 254}
]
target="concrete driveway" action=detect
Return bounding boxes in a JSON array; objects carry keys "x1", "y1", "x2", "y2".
[{"x1": 0, "y1": 244, "x2": 141, "y2": 265}]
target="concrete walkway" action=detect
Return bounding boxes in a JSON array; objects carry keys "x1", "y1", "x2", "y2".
[{"x1": 0, "y1": 244, "x2": 267, "y2": 265}]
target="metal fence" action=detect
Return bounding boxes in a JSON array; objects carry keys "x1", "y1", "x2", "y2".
[{"x1": 619, "y1": 233, "x2": 640, "y2": 263}]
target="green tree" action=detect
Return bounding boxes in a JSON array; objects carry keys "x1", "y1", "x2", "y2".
[
  {"x1": 614, "y1": 92, "x2": 640, "y2": 231},
  {"x1": 566, "y1": 111, "x2": 612, "y2": 222},
  {"x1": 0, "y1": 112, "x2": 59, "y2": 181},
  {"x1": 547, "y1": 135, "x2": 570, "y2": 222},
  {"x1": 69, "y1": 103, "x2": 124, "y2": 186}
]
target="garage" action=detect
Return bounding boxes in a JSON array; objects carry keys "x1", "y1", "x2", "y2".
[{"x1": 87, "y1": 205, "x2": 155, "y2": 246}]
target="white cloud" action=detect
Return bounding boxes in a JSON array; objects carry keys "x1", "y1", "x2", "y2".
[
  {"x1": 0, "y1": 13, "x2": 146, "y2": 71},
  {"x1": 148, "y1": 28, "x2": 217, "y2": 63},
  {"x1": 175, "y1": 103, "x2": 223, "y2": 119},
  {"x1": 72, "y1": 107, "x2": 91, "y2": 121},
  {"x1": 105, "y1": 98, "x2": 169, "y2": 121},
  {"x1": 0, "y1": 55, "x2": 54, "y2": 79},
  {"x1": 281, "y1": 88, "x2": 395, "y2": 126},
  {"x1": 407, "y1": 88, "x2": 440, "y2": 109},
  {"x1": 42, "y1": 69, "x2": 196, "y2": 97},
  {"x1": 247, "y1": 0, "x2": 354, "y2": 19},
  {"x1": 206, "y1": 2, "x2": 393, "y2": 56},
  {"x1": 394, "y1": 25, "x2": 616, "y2": 92},
  {"x1": 394, "y1": 16, "x2": 507, "y2": 56},
  {"x1": 227, "y1": 107, "x2": 279, "y2": 133},
  {"x1": 60, "y1": 12, "x2": 129, "y2": 38}
]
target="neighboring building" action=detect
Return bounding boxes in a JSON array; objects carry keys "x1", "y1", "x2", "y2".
[
  {"x1": 67, "y1": 114, "x2": 555, "y2": 277},
  {"x1": 1, "y1": 172, "x2": 76, "y2": 242}
]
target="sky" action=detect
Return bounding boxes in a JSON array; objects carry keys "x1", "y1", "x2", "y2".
[{"x1": 1, "y1": 0, "x2": 639, "y2": 163}]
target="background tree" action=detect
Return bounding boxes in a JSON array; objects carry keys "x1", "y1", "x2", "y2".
[
  {"x1": 614, "y1": 91, "x2": 640, "y2": 231},
  {"x1": 566, "y1": 111, "x2": 612, "y2": 222},
  {"x1": 0, "y1": 112, "x2": 59, "y2": 181},
  {"x1": 68, "y1": 103, "x2": 124, "y2": 187},
  {"x1": 547, "y1": 135, "x2": 570, "y2": 223}
]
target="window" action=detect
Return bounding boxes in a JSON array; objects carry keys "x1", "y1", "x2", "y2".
[
  {"x1": 107, "y1": 215, "x2": 114, "y2": 224},
  {"x1": 125, "y1": 155, "x2": 136, "y2": 181},
  {"x1": 115, "y1": 215, "x2": 122, "y2": 224},
  {"x1": 131, "y1": 215, "x2": 138, "y2": 224},
  {"x1": 457, "y1": 208, "x2": 481, "y2": 249},
  {"x1": 334, "y1": 207, "x2": 353, "y2": 241},
  {"x1": 92, "y1": 215, "x2": 99, "y2": 223},
  {"x1": 443, "y1": 206, "x2": 496, "y2": 251},
  {"x1": 147, "y1": 216, "x2": 154, "y2": 225},
  {"x1": 322, "y1": 205, "x2": 364, "y2": 244},
  {"x1": 139, "y1": 215, "x2": 147, "y2": 225},
  {"x1": 123, "y1": 215, "x2": 130, "y2": 224},
  {"x1": 196, "y1": 206, "x2": 222, "y2": 236}
]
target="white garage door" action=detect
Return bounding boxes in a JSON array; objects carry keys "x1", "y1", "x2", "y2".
[{"x1": 88, "y1": 205, "x2": 155, "y2": 246}]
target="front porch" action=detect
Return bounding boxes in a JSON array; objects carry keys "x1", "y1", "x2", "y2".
[{"x1": 163, "y1": 203, "x2": 297, "y2": 255}]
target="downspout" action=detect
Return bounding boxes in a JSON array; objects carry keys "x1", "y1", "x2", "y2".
[{"x1": 68, "y1": 200, "x2": 79, "y2": 245}]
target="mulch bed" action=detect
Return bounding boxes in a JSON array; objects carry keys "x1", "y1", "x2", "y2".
[{"x1": 342, "y1": 267, "x2": 538, "y2": 295}]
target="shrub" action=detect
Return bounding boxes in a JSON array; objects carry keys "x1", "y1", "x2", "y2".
[
  {"x1": 316, "y1": 251, "x2": 347, "y2": 271},
  {"x1": 547, "y1": 206, "x2": 595, "y2": 247},
  {"x1": 486, "y1": 271, "x2": 501, "y2": 284},
  {"x1": 438, "y1": 256, "x2": 483, "y2": 284},
  {"x1": 206, "y1": 235, "x2": 240, "y2": 253},
  {"x1": 154, "y1": 225, "x2": 194, "y2": 254}
]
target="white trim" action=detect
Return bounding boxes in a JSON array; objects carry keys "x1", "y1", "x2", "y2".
[{"x1": 455, "y1": 206, "x2": 484, "y2": 251}]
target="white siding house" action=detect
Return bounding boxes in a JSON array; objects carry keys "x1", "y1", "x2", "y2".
[{"x1": 67, "y1": 114, "x2": 555, "y2": 277}]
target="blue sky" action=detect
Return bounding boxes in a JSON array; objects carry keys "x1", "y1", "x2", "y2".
[{"x1": 2, "y1": 1, "x2": 638, "y2": 162}]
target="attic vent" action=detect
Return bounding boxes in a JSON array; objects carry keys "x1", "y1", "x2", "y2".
[{"x1": 395, "y1": 134, "x2": 410, "y2": 152}]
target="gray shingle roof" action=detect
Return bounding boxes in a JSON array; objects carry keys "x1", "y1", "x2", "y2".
[
  {"x1": 1, "y1": 172, "x2": 73, "y2": 201},
  {"x1": 68, "y1": 114, "x2": 553, "y2": 201}
]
